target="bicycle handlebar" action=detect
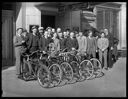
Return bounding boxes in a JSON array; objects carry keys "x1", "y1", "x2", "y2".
[
  {"x1": 21, "y1": 48, "x2": 87, "y2": 61},
  {"x1": 21, "y1": 50, "x2": 41, "y2": 59}
]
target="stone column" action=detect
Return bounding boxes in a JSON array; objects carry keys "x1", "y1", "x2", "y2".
[
  {"x1": 16, "y1": 3, "x2": 23, "y2": 29},
  {"x1": 25, "y1": 2, "x2": 41, "y2": 32},
  {"x1": 118, "y1": 3, "x2": 126, "y2": 50},
  {"x1": 22, "y1": 2, "x2": 26, "y2": 29},
  {"x1": 16, "y1": 2, "x2": 41, "y2": 32}
]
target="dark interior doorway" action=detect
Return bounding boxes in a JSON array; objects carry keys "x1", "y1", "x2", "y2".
[{"x1": 41, "y1": 15, "x2": 55, "y2": 30}]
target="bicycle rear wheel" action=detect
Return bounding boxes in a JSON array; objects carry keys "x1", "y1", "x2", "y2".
[
  {"x1": 79, "y1": 60, "x2": 94, "y2": 81},
  {"x1": 60, "y1": 62, "x2": 73, "y2": 84},
  {"x1": 90, "y1": 58, "x2": 102, "y2": 78},
  {"x1": 37, "y1": 63, "x2": 51, "y2": 88},
  {"x1": 70, "y1": 61, "x2": 81, "y2": 82},
  {"x1": 49, "y1": 64, "x2": 62, "y2": 87}
]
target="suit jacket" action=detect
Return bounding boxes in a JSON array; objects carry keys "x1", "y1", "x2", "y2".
[
  {"x1": 66, "y1": 37, "x2": 79, "y2": 51},
  {"x1": 39, "y1": 36, "x2": 45, "y2": 51},
  {"x1": 59, "y1": 38, "x2": 66, "y2": 50},
  {"x1": 106, "y1": 34, "x2": 114, "y2": 48},
  {"x1": 27, "y1": 33, "x2": 40, "y2": 52},
  {"x1": 13, "y1": 35, "x2": 25, "y2": 55},
  {"x1": 13, "y1": 35, "x2": 23, "y2": 47},
  {"x1": 86, "y1": 37, "x2": 97, "y2": 53},
  {"x1": 113, "y1": 37, "x2": 119, "y2": 45}
]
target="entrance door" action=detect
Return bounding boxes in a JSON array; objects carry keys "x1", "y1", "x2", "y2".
[
  {"x1": 2, "y1": 10, "x2": 14, "y2": 66},
  {"x1": 41, "y1": 15, "x2": 55, "y2": 29},
  {"x1": 96, "y1": 7, "x2": 119, "y2": 39}
]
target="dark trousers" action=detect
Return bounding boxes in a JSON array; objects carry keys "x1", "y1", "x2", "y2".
[
  {"x1": 15, "y1": 47, "x2": 22, "y2": 75},
  {"x1": 112, "y1": 45, "x2": 118, "y2": 61},
  {"x1": 21, "y1": 57, "x2": 32, "y2": 75},
  {"x1": 107, "y1": 47, "x2": 113, "y2": 68},
  {"x1": 87, "y1": 51, "x2": 96, "y2": 67}
]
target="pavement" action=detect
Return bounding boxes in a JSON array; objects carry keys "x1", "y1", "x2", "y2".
[{"x1": 2, "y1": 57, "x2": 126, "y2": 97}]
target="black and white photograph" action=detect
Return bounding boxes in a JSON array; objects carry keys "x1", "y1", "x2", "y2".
[{"x1": 2, "y1": 2, "x2": 126, "y2": 97}]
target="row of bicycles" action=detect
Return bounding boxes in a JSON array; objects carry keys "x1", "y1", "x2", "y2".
[{"x1": 21, "y1": 48, "x2": 102, "y2": 88}]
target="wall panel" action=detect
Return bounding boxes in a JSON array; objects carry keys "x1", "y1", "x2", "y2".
[
  {"x1": 2, "y1": 10, "x2": 14, "y2": 66},
  {"x1": 96, "y1": 7, "x2": 119, "y2": 38}
]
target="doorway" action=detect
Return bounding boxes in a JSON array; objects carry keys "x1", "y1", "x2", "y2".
[
  {"x1": 96, "y1": 8, "x2": 119, "y2": 39},
  {"x1": 41, "y1": 15, "x2": 55, "y2": 29},
  {"x1": 2, "y1": 10, "x2": 14, "y2": 67}
]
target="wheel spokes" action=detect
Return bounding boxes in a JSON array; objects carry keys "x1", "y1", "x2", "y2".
[
  {"x1": 90, "y1": 58, "x2": 102, "y2": 77},
  {"x1": 60, "y1": 62, "x2": 73, "y2": 82},
  {"x1": 79, "y1": 60, "x2": 94, "y2": 80},
  {"x1": 37, "y1": 66, "x2": 51, "y2": 88},
  {"x1": 70, "y1": 61, "x2": 81, "y2": 81},
  {"x1": 49, "y1": 64, "x2": 62, "y2": 87}
]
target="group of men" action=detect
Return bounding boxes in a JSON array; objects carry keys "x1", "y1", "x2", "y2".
[{"x1": 13, "y1": 26, "x2": 119, "y2": 78}]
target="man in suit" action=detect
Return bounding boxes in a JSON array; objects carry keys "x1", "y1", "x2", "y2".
[
  {"x1": 66, "y1": 32, "x2": 79, "y2": 51},
  {"x1": 38, "y1": 27, "x2": 44, "y2": 38},
  {"x1": 39, "y1": 30, "x2": 53, "y2": 52},
  {"x1": 104, "y1": 29, "x2": 114, "y2": 69},
  {"x1": 112, "y1": 37, "x2": 119, "y2": 62},
  {"x1": 57, "y1": 27, "x2": 62, "y2": 34},
  {"x1": 27, "y1": 26, "x2": 40, "y2": 53},
  {"x1": 65, "y1": 28, "x2": 70, "y2": 38},
  {"x1": 51, "y1": 32, "x2": 60, "y2": 56},
  {"x1": 13, "y1": 28, "x2": 24, "y2": 77},
  {"x1": 58, "y1": 31, "x2": 66, "y2": 50},
  {"x1": 46, "y1": 27, "x2": 52, "y2": 38},
  {"x1": 63, "y1": 31, "x2": 67, "y2": 38},
  {"x1": 20, "y1": 29, "x2": 29, "y2": 54},
  {"x1": 86, "y1": 30, "x2": 97, "y2": 59},
  {"x1": 50, "y1": 28, "x2": 55, "y2": 37}
]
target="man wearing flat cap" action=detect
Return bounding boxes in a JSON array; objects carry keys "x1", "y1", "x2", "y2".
[
  {"x1": 32, "y1": 26, "x2": 37, "y2": 30},
  {"x1": 38, "y1": 27, "x2": 44, "y2": 38},
  {"x1": 27, "y1": 26, "x2": 40, "y2": 53},
  {"x1": 46, "y1": 27, "x2": 52, "y2": 31}
]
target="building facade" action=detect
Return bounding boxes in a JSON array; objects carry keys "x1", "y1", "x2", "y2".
[{"x1": 2, "y1": 2, "x2": 126, "y2": 66}]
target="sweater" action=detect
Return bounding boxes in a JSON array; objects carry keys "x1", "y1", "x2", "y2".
[
  {"x1": 77, "y1": 36, "x2": 87, "y2": 52},
  {"x1": 97, "y1": 38, "x2": 109, "y2": 51}
]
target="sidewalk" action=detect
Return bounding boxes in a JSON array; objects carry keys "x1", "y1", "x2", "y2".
[{"x1": 2, "y1": 57, "x2": 126, "y2": 97}]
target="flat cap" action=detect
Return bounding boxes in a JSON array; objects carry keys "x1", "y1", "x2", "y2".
[
  {"x1": 32, "y1": 26, "x2": 37, "y2": 30},
  {"x1": 38, "y1": 27, "x2": 44, "y2": 30},
  {"x1": 46, "y1": 27, "x2": 52, "y2": 30},
  {"x1": 23, "y1": 29, "x2": 27, "y2": 32}
]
